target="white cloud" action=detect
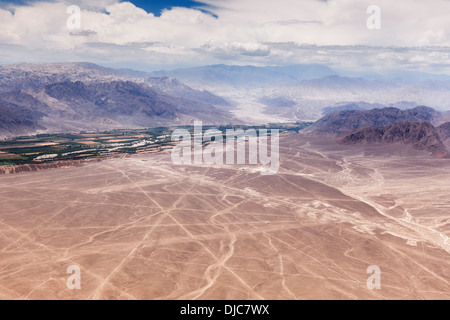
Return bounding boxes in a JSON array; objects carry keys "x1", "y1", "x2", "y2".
[
  {"x1": 0, "y1": 0, "x2": 449, "y2": 72},
  {"x1": 202, "y1": 41, "x2": 271, "y2": 57}
]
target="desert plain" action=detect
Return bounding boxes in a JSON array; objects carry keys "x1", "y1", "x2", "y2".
[{"x1": 0, "y1": 134, "x2": 449, "y2": 299}]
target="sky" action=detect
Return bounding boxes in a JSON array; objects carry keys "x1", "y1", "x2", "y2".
[
  {"x1": 122, "y1": 0, "x2": 213, "y2": 16},
  {"x1": 0, "y1": 0, "x2": 450, "y2": 73}
]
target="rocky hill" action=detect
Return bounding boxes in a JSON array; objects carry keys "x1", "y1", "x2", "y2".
[
  {"x1": 438, "y1": 122, "x2": 450, "y2": 148},
  {"x1": 308, "y1": 106, "x2": 441, "y2": 136},
  {"x1": 341, "y1": 121, "x2": 449, "y2": 158}
]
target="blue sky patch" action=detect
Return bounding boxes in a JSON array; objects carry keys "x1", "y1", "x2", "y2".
[{"x1": 128, "y1": 0, "x2": 208, "y2": 16}]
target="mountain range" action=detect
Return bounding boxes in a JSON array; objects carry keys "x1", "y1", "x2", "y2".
[
  {"x1": 152, "y1": 65, "x2": 450, "y2": 122},
  {"x1": 152, "y1": 64, "x2": 337, "y2": 91},
  {"x1": 2, "y1": 62, "x2": 450, "y2": 146},
  {"x1": 0, "y1": 63, "x2": 237, "y2": 138}
]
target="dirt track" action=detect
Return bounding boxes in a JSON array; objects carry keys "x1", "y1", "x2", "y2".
[{"x1": 0, "y1": 134, "x2": 449, "y2": 299}]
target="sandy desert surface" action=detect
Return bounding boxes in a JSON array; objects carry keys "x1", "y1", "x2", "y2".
[{"x1": 0, "y1": 134, "x2": 449, "y2": 299}]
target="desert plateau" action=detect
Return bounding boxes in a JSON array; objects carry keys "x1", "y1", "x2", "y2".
[{"x1": 0, "y1": 134, "x2": 448, "y2": 299}]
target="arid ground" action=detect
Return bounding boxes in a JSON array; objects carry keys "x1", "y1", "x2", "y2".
[{"x1": 0, "y1": 134, "x2": 449, "y2": 299}]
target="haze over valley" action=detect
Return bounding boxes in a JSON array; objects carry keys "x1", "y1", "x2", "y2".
[{"x1": 2, "y1": 62, "x2": 450, "y2": 138}]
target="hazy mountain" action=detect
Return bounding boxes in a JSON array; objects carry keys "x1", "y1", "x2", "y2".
[
  {"x1": 0, "y1": 62, "x2": 129, "y2": 92},
  {"x1": 258, "y1": 96, "x2": 297, "y2": 108},
  {"x1": 320, "y1": 101, "x2": 420, "y2": 116},
  {"x1": 0, "y1": 62, "x2": 229, "y2": 107},
  {"x1": 258, "y1": 75, "x2": 450, "y2": 121},
  {"x1": 260, "y1": 75, "x2": 395, "y2": 101},
  {"x1": 0, "y1": 90, "x2": 51, "y2": 113},
  {"x1": 0, "y1": 99, "x2": 44, "y2": 137},
  {"x1": 146, "y1": 76, "x2": 230, "y2": 106},
  {"x1": 2, "y1": 62, "x2": 450, "y2": 137},
  {"x1": 322, "y1": 102, "x2": 386, "y2": 115},
  {"x1": 0, "y1": 80, "x2": 237, "y2": 138},
  {"x1": 37, "y1": 80, "x2": 234, "y2": 127},
  {"x1": 0, "y1": 63, "x2": 238, "y2": 138},
  {"x1": 438, "y1": 122, "x2": 450, "y2": 138},
  {"x1": 308, "y1": 106, "x2": 441, "y2": 136},
  {"x1": 152, "y1": 64, "x2": 337, "y2": 91},
  {"x1": 438, "y1": 122, "x2": 450, "y2": 149},
  {"x1": 41, "y1": 80, "x2": 177, "y2": 120},
  {"x1": 341, "y1": 121, "x2": 449, "y2": 158}
]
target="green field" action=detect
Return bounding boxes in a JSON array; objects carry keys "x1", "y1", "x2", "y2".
[{"x1": 0, "y1": 122, "x2": 312, "y2": 166}]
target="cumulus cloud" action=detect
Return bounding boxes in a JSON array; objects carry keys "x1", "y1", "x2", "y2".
[
  {"x1": 0, "y1": 0, "x2": 449, "y2": 72},
  {"x1": 202, "y1": 41, "x2": 271, "y2": 57}
]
